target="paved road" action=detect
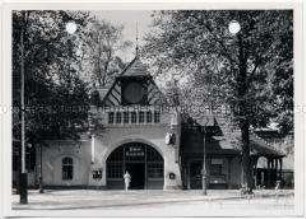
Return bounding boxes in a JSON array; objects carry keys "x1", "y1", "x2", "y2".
[{"x1": 11, "y1": 189, "x2": 295, "y2": 217}]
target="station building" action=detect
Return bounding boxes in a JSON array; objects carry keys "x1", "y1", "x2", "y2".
[{"x1": 35, "y1": 54, "x2": 286, "y2": 190}]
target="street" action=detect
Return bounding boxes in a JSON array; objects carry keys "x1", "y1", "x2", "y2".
[{"x1": 11, "y1": 189, "x2": 295, "y2": 217}]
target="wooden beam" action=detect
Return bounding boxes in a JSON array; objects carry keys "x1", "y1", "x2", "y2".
[
  {"x1": 109, "y1": 91, "x2": 120, "y2": 105},
  {"x1": 112, "y1": 83, "x2": 121, "y2": 96},
  {"x1": 105, "y1": 99, "x2": 115, "y2": 107}
]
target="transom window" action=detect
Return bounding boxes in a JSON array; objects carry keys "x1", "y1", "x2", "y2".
[
  {"x1": 107, "y1": 111, "x2": 160, "y2": 125},
  {"x1": 62, "y1": 157, "x2": 73, "y2": 180}
]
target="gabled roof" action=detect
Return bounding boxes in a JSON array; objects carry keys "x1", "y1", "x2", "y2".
[
  {"x1": 100, "y1": 54, "x2": 164, "y2": 106},
  {"x1": 119, "y1": 56, "x2": 151, "y2": 77}
]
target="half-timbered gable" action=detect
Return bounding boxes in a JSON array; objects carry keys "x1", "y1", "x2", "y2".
[{"x1": 101, "y1": 56, "x2": 163, "y2": 107}]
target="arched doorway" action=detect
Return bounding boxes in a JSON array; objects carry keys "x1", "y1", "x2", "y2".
[{"x1": 106, "y1": 142, "x2": 164, "y2": 190}]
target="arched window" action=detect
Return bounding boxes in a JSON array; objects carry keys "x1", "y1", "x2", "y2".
[{"x1": 62, "y1": 157, "x2": 73, "y2": 180}]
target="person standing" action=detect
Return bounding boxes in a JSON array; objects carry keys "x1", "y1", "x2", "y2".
[{"x1": 124, "y1": 171, "x2": 131, "y2": 191}]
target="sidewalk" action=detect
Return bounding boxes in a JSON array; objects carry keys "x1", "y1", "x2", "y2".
[{"x1": 12, "y1": 189, "x2": 294, "y2": 211}]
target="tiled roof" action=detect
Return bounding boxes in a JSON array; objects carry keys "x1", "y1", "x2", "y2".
[
  {"x1": 212, "y1": 115, "x2": 285, "y2": 157},
  {"x1": 119, "y1": 56, "x2": 150, "y2": 77}
]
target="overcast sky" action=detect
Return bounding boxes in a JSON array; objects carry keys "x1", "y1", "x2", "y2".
[{"x1": 94, "y1": 11, "x2": 154, "y2": 62}]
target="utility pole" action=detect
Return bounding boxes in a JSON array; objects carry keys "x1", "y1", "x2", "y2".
[{"x1": 20, "y1": 11, "x2": 28, "y2": 204}]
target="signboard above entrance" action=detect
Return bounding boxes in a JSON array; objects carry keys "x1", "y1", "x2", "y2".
[{"x1": 125, "y1": 146, "x2": 145, "y2": 157}]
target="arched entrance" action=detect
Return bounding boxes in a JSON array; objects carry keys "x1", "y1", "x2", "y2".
[{"x1": 106, "y1": 142, "x2": 164, "y2": 190}]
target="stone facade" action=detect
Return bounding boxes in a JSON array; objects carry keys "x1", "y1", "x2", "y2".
[{"x1": 39, "y1": 108, "x2": 182, "y2": 190}]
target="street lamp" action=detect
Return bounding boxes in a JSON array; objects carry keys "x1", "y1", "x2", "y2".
[
  {"x1": 228, "y1": 20, "x2": 241, "y2": 35},
  {"x1": 19, "y1": 11, "x2": 28, "y2": 204},
  {"x1": 229, "y1": 20, "x2": 247, "y2": 192},
  {"x1": 202, "y1": 118, "x2": 210, "y2": 195},
  {"x1": 37, "y1": 20, "x2": 77, "y2": 195},
  {"x1": 202, "y1": 126, "x2": 207, "y2": 195},
  {"x1": 39, "y1": 144, "x2": 44, "y2": 193},
  {"x1": 66, "y1": 21, "x2": 77, "y2": 34}
]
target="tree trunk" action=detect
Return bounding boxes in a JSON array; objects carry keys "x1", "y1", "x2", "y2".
[
  {"x1": 237, "y1": 33, "x2": 254, "y2": 194},
  {"x1": 240, "y1": 121, "x2": 254, "y2": 193}
]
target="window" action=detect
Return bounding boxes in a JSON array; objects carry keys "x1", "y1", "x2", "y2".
[
  {"x1": 107, "y1": 147, "x2": 124, "y2": 179},
  {"x1": 147, "y1": 146, "x2": 163, "y2": 162},
  {"x1": 210, "y1": 159, "x2": 223, "y2": 176},
  {"x1": 108, "y1": 112, "x2": 114, "y2": 124},
  {"x1": 154, "y1": 111, "x2": 160, "y2": 123},
  {"x1": 131, "y1": 112, "x2": 137, "y2": 123},
  {"x1": 146, "y1": 111, "x2": 152, "y2": 123},
  {"x1": 107, "y1": 163, "x2": 123, "y2": 178},
  {"x1": 148, "y1": 163, "x2": 163, "y2": 178},
  {"x1": 210, "y1": 164, "x2": 222, "y2": 176},
  {"x1": 116, "y1": 112, "x2": 122, "y2": 124},
  {"x1": 62, "y1": 157, "x2": 73, "y2": 180},
  {"x1": 123, "y1": 112, "x2": 129, "y2": 124},
  {"x1": 139, "y1": 111, "x2": 144, "y2": 123}
]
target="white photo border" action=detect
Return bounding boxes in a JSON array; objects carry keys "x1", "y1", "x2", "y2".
[{"x1": 1, "y1": 0, "x2": 304, "y2": 218}]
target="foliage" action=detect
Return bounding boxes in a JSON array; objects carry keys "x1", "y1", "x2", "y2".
[
  {"x1": 82, "y1": 17, "x2": 131, "y2": 88},
  {"x1": 13, "y1": 10, "x2": 91, "y2": 143},
  {"x1": 13, "y1": 10, "x2": 131, "y2": 144},
  {"x1": 144, "y1": 10, "x2": 293, "y2": 191}
]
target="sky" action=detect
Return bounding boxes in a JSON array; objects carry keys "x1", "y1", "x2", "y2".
[{"x1": 94, "y1": 11, "x2": 154, "y2": 62}]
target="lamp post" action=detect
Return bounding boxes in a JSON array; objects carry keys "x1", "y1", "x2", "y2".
[
  {"x1": 202, "y1": 125, "x2": 207, "y2": 195},
  {"x1": 202, "y1": 118, "x2": 210, "y2": 195},
  {"x1": 19, "y1": 11, "x2": 28, "y2": 204},
  {"x1": 37, "y1": 20, "x2": 77, "y2": 195},
  {"x1": 229, "y1": 20, "x2": 246, "y2": 191},
  {"x1": 39, "y1": 144, "x2": 44, "y2": 193}
]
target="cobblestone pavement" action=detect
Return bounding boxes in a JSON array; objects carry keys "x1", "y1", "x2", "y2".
[{"x1": 11, "y1": 189, "x2": 295, "y2": 217}]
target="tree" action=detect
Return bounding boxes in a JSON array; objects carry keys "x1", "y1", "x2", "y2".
[
  {"x1": 12, "y1": 10, "x2": 91, "y2": 156},
  {"x1": 82, "y1": 17, "x2": 131, "y2": 88},
  {"x1": 143, "y1": 10, "x2": 293, "y2": 193}
]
